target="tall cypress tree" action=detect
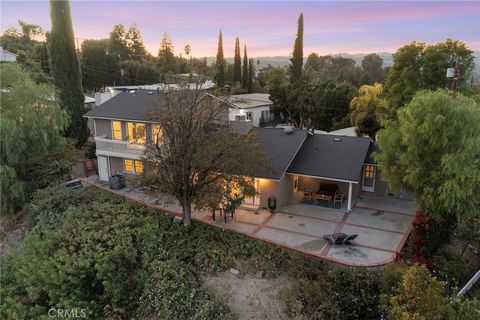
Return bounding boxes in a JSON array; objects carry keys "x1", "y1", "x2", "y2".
[
  {"x1": 248, "y1": 58, "x2": 254, "y2": 93},
  {"x1": 233, "y1": 37, "x2": 241, "y2": 83},
  {"x1": 289, "y1": 12, "x2": 304, "y2": 82},
  {"x1": 242, "y1": 45, "x2": 248, "y2": 89},
  {"x1": 47, "y1": 0, "x2": 87, "y2": 146},
  {"x1": 215, "y1": 30, "x2": 225, "y2": 87}
]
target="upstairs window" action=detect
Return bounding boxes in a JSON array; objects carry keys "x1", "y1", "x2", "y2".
[
  {"x1": 152, "y1": 124, "x2": 163, "y2": 145},
  {"x1": 112, "y1": 121, "x2": 122, "y2": 140},
  {"x1": 127, "y1": 122, "x2": 146, "y2": 145}
]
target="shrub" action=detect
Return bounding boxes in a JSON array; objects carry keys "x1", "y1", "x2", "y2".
[
  {"x1": 432, "y1": 250, "x2": 469, "y2": 286},
  {"x1": 445, "y1": 297, "x2": 480, "y2": 320},
  {"x1": 84, "y1": 141, "x2": 97, "y2": 159},
  {"x1": 379, "y1": 262, "x2": 408, "y2": 296},
  {"x1": 402, "y1": 212, "x2": 456, "y2": 263},
  {"x1": 136, "y1": 259, "x2": 234, "y2": 320},
  {"x1": 330, "y1": 268, "x2": 381, "y2": 320},
  {"x1": 386, "y1": 264, "x2": 447, "y2": 320}
]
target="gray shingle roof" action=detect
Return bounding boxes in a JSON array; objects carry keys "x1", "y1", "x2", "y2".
[
  {"x1": 256, "y1": 128, "x2": 308, "y2": 180},
  {"x1": 287, "y1": 134, "x2": 372, "y2": 182},
  {"x1": 84, "y1": 90, "x2": 166, "y2": 121}
]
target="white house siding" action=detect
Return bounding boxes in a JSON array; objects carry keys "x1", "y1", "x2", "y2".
[{"x1": 229, "y1": 106, "x2": 273, "y2": 127}]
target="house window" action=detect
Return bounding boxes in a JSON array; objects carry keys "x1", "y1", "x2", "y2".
[
  {"x1": 127, "y1": 122, "x2": 146, "y2": 144},
  {"x1": 124, "y1": 159, "x2": 134, "y2": 173},
  {"x1": 124, "y1": 159, "x2": 143, "y2": 174},
  {"x1": 364, "y1": 165, "x2": 375, "y2": 178},
  {"x1": 152, "y1": 124, "x2": 162, "y2": 145},
  {"x1": 112, "y1": 121, "x2": 122, "y2": 140},
  {"x1": 134, "y1": 160, "x2": 143, "y2": 173},
  {"x1": 245, "y1": 112, "x2": 253, "y2": 120}
]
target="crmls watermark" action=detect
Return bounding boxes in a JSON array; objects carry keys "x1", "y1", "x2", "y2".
[{"x1": 48, "y1": 308, "x2": 87, "y2": 318}]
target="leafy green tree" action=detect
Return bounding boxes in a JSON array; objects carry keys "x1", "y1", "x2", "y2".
[
  {"x1": 141, "y1": 88, "x2": 264, "y2": 226},
  {"x1": 81, "y1": 39, "x2": 121, "y2": 90},
  {"x1": 360, "y1": 53, "x2": 385, "y2": 84},
  {"x1": 214, "y1": 30, "x2": 225, "y2": 87},
  {"x1": 0, "y1": 64, "x2": 71, "y2": 215},
  {"x1": 126, "y1": 24, "x2": 147, "y2": 61},
  {"x1": 258, "y1": 66, "x2": 288, "y2": 91},
  {"x1": 158, "y1": 32, "x2": 175, "y2": 73},
  {"x1": 242, "y1": 45, "x2": 248, "y2": 89},
  {"x1": 289, "y1": 13, "x2": 303, "y2": 82},
  {"x1": 47, "y1": 0, "x2": 88, "y2": 146},
  {"x1": 248, "y1": 58, "x2": 254, "y2": 93},
  {"x1": 384, "y1": 39, "x2": 474, "y2": 110},
  {"x1": 233, "y1": 37, "x2": 241, "y2": 83},
  {"x1": 387, "y1": 264, "x2": 447, "y2": 320},
  {"x1": 376, "y1": 90, "x2": 480, "y2": 219},
  {"x1": 349, "y1": 83, "x2": 389, "y2": 138},
  {"x1": 0, "y1": 20, "x2": 49, "y2": 81},
  {"x1": 304, "y1": 53, "x2": 363, "y2": 85},
  {"x1": 119, "y1": 60, "x2": 159, "y2": 85},
  {"x1": 108, "y1": 24, "x2": 130, "y2": 59}
]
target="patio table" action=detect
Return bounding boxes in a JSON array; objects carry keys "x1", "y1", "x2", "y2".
[{"x1": 315, "y1": 193, "x2": 333, "y2": 205}]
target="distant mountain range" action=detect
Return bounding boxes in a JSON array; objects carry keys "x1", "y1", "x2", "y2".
[{"x1": 205, "y1": 51, "x2": 480, "y2": 72}]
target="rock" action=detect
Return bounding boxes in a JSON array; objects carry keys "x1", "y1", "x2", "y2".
[
  {"x1": 229, "y1": 268, "x2": 240, "y2": 275},
  {"x1": 253, "y1": 271, "x2": 264, "y2": 279}
]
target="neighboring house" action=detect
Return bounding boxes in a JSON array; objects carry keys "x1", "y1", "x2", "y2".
[
  {"x1": 0, "y1": 46, "x2": 17, "y2": 62},
  {"x1": 226, "y1": 93, "x2": 274, "y2": 127},
  {"x1": 85, "y1": 90, "x2": 395, "y2": 213}
]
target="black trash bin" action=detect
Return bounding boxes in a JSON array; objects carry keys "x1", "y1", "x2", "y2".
[{"x1": 268, "y1": 196, "x2": 277, "y2": 212}]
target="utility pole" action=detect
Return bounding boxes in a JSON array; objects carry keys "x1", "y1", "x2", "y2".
[{"x1": 451, "y1": 58, "x2": 459, "y2": 92}]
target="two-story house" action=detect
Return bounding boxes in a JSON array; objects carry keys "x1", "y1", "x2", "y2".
[{"x1": 85, "y1": 89, "x2": 400, "y2": 213}]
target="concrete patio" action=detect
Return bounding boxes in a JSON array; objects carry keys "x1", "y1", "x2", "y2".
[{"x1": 77, "y1": 175, "x2": 416, "y2": 267}]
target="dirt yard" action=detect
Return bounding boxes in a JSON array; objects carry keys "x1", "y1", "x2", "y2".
[{"x1": 204, "y1": 271, "x2": 290, "y2": 320}]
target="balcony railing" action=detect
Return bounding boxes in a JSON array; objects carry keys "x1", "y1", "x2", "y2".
[{"x1": 95, "y1": 136, "x2": 145, "y2": 159}]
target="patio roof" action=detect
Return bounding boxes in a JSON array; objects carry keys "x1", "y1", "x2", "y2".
[{"x1": 287, "y1": 134, "x2": 372, "y2": 182}]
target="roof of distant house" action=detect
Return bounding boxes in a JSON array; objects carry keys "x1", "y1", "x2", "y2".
[
  {"x1": 84, "y1": 90, "x2": 166, "y2": 121},
  {"x1": 287, "y1": 134, "x2": 372, "y2": 182},
  {"x1": 255, "y1": 127, "x2": 308, "y2": 180},
  {"x1": 327, "y1": 126, "x2": 358, "y2": 137},
  {"x1": 225, "y1": 93, "x2": 272, "y2": 109}
]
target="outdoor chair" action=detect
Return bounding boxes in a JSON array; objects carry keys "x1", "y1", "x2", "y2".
[
  {"x1": 323, "y1": 233, "x2": 347, "y2": 245},
  {"x1": 323, "y1": 233, "x2": 358, "y2": 245},
  {"x1": 333, "y1": 192, "x2": 345, "y2": 207},
  {"x1": 344, "y1": 234, "x2": 358, "y2": 245}
]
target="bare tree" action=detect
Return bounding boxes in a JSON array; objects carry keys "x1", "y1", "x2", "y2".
[{"x1": 141, "y1": 86, "x2": 265, "y2": 226}]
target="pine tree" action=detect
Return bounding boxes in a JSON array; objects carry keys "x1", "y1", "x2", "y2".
[
  {"x1": 289, "y1": 13, "x2": 304, "y2": 82},
  {"x1": 248, "y1": 58, "x2": 254, "y2": 93},
  {"x1": 158, "y1": 32, "x2": 175, "y2": 71},
  {"x1": 242, "y1": 45, "x2": 248, "y2": 89},
  {"x1": 215, "y1": 30, "x2": 225, "y2": 87},
  {"x1": 126, "y1": 24, "x2": 146, "y2": 61},
  {"x1": 233, "y1": 37, "x2": 241, "y2": 83},
  {"x1": 47, "y1": 0, "x2": 88, "y2": 146}
]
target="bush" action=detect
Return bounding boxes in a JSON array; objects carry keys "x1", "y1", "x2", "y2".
[
  {"x1": 84, "y1": 141, "x2": 97, "y2": 159},
  {"x1": 432, "y1": 250, "x2": 469, "y2": 286},
  {"x1": 136, "y1": 259, "x2": 234, "y2": 320},
  {"x1": 445, "y1": 297, "x2": 480, "y2": 320},
  {"x1": 379, "y1": 262, "x2": 408, "y2": 296}
]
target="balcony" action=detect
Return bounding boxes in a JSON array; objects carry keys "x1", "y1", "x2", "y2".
[{"x1": 95, "y1": 136, "x2": 145, "y2": 159}]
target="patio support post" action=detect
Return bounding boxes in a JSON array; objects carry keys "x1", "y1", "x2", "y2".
[{"x1": 347, "y1": 182, "x2": 352, "y2": 212}]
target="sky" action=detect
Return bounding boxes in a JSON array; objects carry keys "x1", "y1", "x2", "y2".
[{"x1": 1, "y1": 1, "x2": 479, "y2": 57}]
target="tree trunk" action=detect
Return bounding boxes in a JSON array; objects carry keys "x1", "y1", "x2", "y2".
[{"x1": 182, "y1": 200, "x2": 192, "y2": 227}]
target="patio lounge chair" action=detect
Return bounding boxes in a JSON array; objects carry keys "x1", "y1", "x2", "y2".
[
  {"x1": 323, "y1": 233, "x2": 347, "y2": 245},
  {"x1": 323, "y1": 233, "x2": 358, "y2": 245},
  {"x1": 344, "y1": 234, "x2": 358, "y2": 245}
]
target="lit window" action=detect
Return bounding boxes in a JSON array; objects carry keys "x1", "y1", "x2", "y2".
[
  {"x1": 124, "y1": 159, "x2": 134, "y2": 173},
  {"x1": 134, "y1": 161, "x2": 143, "y2": 173},
  {"x1": 152, "y1": 124, "x2": 162, "y2": 144},
  {"x1": 112, "y1": 121, "x2": 122, "y2": 140},
  {"x1": 364, "y1": 165, "x2": 375, "y2": 178},
  {"x1": 127, "y1": 122, "x2": 146, "y2": 144}
]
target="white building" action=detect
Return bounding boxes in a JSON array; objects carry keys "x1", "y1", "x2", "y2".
[
  {"x1": 0, "y1": 46, "x2": 17, "y2": 62},
  {"x1": 226, "y1": 93, "x2": 273, "y2": 127}
]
